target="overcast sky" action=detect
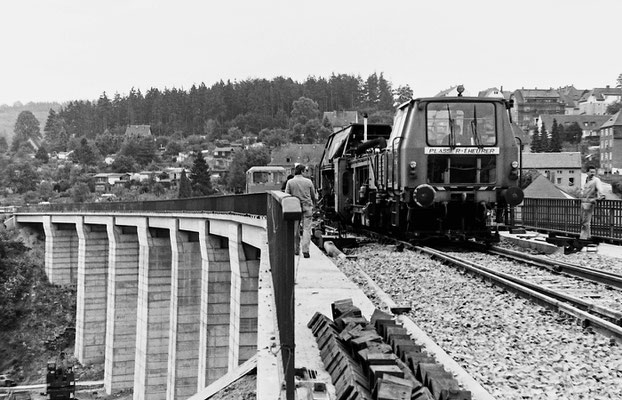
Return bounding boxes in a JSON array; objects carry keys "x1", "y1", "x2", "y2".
[{"x1": 1, "y1": 0, "x2": 620, "y2": 105}]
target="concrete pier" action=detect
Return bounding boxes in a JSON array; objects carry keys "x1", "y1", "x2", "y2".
[
  {"x1": 104, "y1": 223, "x2": 140, "y2": 393},
  {"x1": 75, "y1": 217, "x2": 109, "y2": 364},
  {"x1": 134, "y1": 221, "x2": 172, "y2": 400},
  {"x1": 42, "y1": 216, "x2": 78, "y2": 285},
  {"x1": 166, "y1": 220, "x2": 203, "y2": 400}
]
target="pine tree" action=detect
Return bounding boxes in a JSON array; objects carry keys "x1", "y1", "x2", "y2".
[
  {"x1": 178, "y1": 169, "x2": 192, "y2": 198},
  {"x1": 549, "y1": 119, "x2": 562, "y2": 152},
  {"x1": 189, "y1": 151, "x2": 213, "y2": 196},
  {"x1": 530, "y1": 128, "x2": 541, "y2": 152},
  {"x1": 539, "y1": 122, "x2": 549, "y2": 152}
]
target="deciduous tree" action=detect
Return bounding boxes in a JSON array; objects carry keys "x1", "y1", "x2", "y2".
[
  {"x1": 226, "y1": 147, "x2": 271, "y2": 193},
  {"x1": 12, "y1": 111, "x2": 41, "y2": 152}
]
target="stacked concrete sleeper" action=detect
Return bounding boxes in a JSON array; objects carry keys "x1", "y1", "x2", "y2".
[{"x1": 307, "y1": 298, "x2": 471, "y2": 400}]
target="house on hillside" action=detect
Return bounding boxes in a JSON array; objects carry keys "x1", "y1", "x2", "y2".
[
  {"x1": 537, "y1": 114, "x2": 610, "y2": 139},
  {"x1": 205, "y1": 146, "x2": 238, "y2": 180},
  {"x1": 477, "y1": 87, "x2": 509, "y2": 99},
  {"x1": 557, "y1": 86, "x2": 588, "y2": 115},
  {"x1": 510, "y1": 88, "x2": 566, "y2": 130},
  {"x1": 323, "y1": 111, "x2": 359, "y2": 132},
  {"x1": 124, "y1": 124, "x2": 152, "y2": 138},
  {"x1": 578, "y1": 87, "x2": 622, "y2": 115},
  {"x1": 522, "y1": 152, "x2": 582, "y2": 189},
  {"x1": 269, "y1": 143, "x2": 324, "y2": 173},
  {"x1": 598, "y1": 111, "x2": 622, "y2": 173},
  {"x1": 94, "y1": 173, "x2": 130, "y2": 192}
]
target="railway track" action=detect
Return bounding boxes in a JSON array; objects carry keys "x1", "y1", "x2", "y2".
[
  {"x1": 353, "y1": 228, "x2": 622, "y2": 340},
  {"x1": 419, "y1": 245, "x2": 622, "y2": 341},
  {"x1": 488, "y1": 245, "x2": 622, "y2": 290},
  {"x1": 335, "y1": 239, "x2": 622, "y2": 398}
]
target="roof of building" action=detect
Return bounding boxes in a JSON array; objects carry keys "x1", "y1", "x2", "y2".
[
  {"x1": 246, "y1": 166, "x2": 286, "y2": 173},
  {"x1": 512, "y1": 89, "x2": 561, "y2": 103},
  {"x1": 523, "y1": 173, "x2": 575, "y2": 199},
  {"x1": 522, "y1": 152, "x2": 582, "y2": 169},
  {"x1": 214, "y1": 147, "x2": 234, "y2": 152},
  {"x1": 578, "y1": 87, "x2": 622, "y2": 103},
  {"x1": 539, "y1": 114, "x2": 610, "y2": 130},
  {"x1": 557, "y1": 86, "x2": 587, "y2": 104},
  {"x1": 124, "y1": 125, "x2": 152, "y2": 137},
  {"x1": 269, "y1": 143, "x2": 324, "y2": 166},
  {"x1": 600, "y1": 111, "x2": 622, "y2": 129},
  {"x1": 94, "y1": 172, "x2": 129, "y2": 178}
]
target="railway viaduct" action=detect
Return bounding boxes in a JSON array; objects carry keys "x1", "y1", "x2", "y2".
[{"x1": 8, "y1": 193, "x2": 299, "y2": 400}]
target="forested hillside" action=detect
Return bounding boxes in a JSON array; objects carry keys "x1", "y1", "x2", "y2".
[
  {"x1": 0, "y1": 72, "x2": 413, "y2": 204},
  {"x1": 40, "y1": 72, "x2": 411, "y2": 145}
]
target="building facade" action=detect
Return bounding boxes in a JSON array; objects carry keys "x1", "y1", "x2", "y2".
[
  {"x1": 599, "y1": 111, "x2": 622, "y2": 173},
  {"x1": 522, "y1": 152, "x2": 582, "y2": 189},
  {"x1": 510, "y1": 89, "x2": 566, "y2": 130},
  {"x1": 578, "y1": 87, "x2": 622, "y2": 115}
]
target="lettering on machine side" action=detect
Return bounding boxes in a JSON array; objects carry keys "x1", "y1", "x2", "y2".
[{"x1": 424, "y1": 147, "x2": 500, "y2": 155}]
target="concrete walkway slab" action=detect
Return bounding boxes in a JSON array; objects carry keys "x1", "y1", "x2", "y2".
[{"x1": 293, "y1": 243, "x2": 376, "y2": 398}]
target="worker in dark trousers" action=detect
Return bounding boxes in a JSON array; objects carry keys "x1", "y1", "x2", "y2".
[
  {"x1": 285, "y1": 164, "x2": 316, "y2": 258},
  {"x1": 580, "y1": 165, "x2": 605, "y2": 240}
]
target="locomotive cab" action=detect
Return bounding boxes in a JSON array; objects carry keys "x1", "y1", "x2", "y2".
[
  {"x1": 319, "y1": 91, "x2": 524, "y2": 243},
  {"x1": 386, "y1": 96, "x2": 524, "y2": 240}
]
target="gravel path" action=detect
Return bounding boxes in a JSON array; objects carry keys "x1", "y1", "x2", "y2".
[{"x1": 337, "y1": 243, "x2": 622, "y2": 399}]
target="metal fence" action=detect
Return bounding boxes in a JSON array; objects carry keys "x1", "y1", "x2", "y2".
[{"x1": 520, "y1": 198, "x2": 622, "y2": 244}]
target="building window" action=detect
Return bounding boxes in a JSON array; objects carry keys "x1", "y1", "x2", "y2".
[
  {"x1": 556, "y1": 178, "x2": 562, "y2": 184},
  {"x1": 557, "y1": 170, "x2": 563, "y2": 174},
  {"x1": 569, "y1": 170, "x2": 574, "y2": 174},
  {"x1": 569, "y1": 177, "x2": 574, "y2": 186}
]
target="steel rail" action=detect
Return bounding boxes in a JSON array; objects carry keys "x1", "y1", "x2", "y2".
[
  {"x1": 489, "y1": 245, "x2": 622, "y2": 290},
  {"x1": 416, "y1": 245, "x2": 622, "y2": 342}
]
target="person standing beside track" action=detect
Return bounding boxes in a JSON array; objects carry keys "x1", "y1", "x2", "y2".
[
  {"x1": 285, "y1": 164, "x2": 316, "y2": 258},
  {"x1": 580, "y1": 165, "x2": 605, "y2": 240}
]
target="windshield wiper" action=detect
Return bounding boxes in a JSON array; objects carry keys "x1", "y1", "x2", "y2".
[
  {"x1": 447, "y1": 105, "x2": 455, "y2": 148},
  {"x1": 470, "y1": 105, "x2": 483, "y2": 148}
]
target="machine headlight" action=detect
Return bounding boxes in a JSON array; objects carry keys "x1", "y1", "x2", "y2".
[{"x1": 511, "y1": 161, "x2": 519, "y2": 169}]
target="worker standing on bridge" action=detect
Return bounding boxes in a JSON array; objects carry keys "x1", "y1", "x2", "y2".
[
  {"x1": 580, "y1": 165, "x2": 605, "y2": 240},
  {"x1": 285, "y1": 164, "x2": 316, "y2": 258}
]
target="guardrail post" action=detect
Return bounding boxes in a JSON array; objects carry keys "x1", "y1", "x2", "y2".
[{"x1": 266, "y1": 191, "x2": 301, "y2": 400}]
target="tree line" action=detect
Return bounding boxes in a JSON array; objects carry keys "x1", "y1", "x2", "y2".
[{"x1": 38, "y1": 72, "x2": 411, "y2": 153}]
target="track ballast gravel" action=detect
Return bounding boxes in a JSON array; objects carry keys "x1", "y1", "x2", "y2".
[{"x1": 336, "y1": 243, "x2": 622, "y2": 400}]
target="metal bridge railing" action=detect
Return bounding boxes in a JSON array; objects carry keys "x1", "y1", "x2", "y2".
[
  {"x1": 265, "y1": 191, "x2": 301, "y2": 400},
  {"x1": 520, "y1": 198, "x2": 622, "y2": 244},
  {"x1": 17, "y1": 193, "x2": 268, "y2": 215}
]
